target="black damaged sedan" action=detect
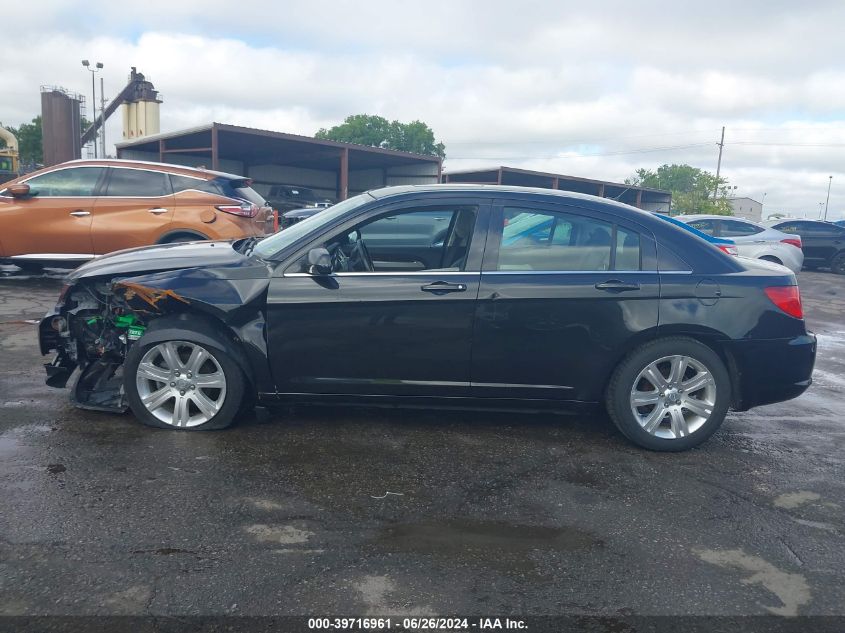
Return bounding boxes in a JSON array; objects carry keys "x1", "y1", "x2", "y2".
[{"x1": 40, "y1": 185, "x2": 816, "y2": 451}]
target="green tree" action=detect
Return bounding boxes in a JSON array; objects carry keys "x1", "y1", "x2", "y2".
[
  {"x1": 0, "y1": 116, "x2": 43, "y2": 165},
  {"x1": 626, "y1": 163, "x2": 733, "y2": 215},
  {"x1": 316, "y1": 114, "x2": 446, "y2": 158}
]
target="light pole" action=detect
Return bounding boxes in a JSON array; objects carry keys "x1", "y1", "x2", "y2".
[
  {"x1": 819, "y1": 202, "x2": 824, "y2": 218},
  {"x1": 81, "y1": 60, "x2": 103, "y2": 158},
  {"x1": 824, "y1": 175, "x2": 833, "y2": 221}
]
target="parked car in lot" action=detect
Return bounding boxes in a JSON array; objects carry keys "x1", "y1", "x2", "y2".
[
  {"x1": 39, "y1": 185, "x2": 816, "y2": 451},
  {"x1": 767, "y1": 219, "x2": 845, "y2": 274},
  {"x1": 674, "y1": 214, "x2": 804, "y2": 273},
  {"x1": 652, "y1": 213, "x2": 739, "y2": 256},
  {"x1": 265, "y1": 184, "x2": 333, "y2": 214},
  {"x1": 0, "y1": 159, "x2": 273, "y2": 270},
  {"x1": 279, "y1": 205, "x2": 327, "y2": 230}
]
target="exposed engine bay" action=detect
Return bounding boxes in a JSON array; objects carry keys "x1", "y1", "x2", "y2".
[{"x1": 41, "y1": 279, "x2": 164, "y2": 411}]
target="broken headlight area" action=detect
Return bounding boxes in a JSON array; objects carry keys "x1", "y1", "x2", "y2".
[{"x1": 42, "y1": 281, "x2": 150, "y2": 412}]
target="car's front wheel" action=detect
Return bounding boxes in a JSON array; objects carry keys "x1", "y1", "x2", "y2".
[
  {"x1": 606, "y1": 337, "x2": 731, "y2": 451},
  {"x1": 124, "y1": 338, "x2": 245, "y2": 430}
]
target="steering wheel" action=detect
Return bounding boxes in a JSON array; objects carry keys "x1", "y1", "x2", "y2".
[{"x1": 349, "y1": 230, "x2": 375, "y2": 272}]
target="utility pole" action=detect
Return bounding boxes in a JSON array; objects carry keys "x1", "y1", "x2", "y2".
[
  {"x1": 81, "y1": 60, "x2": 103, "y2": 158},
  {"x1": 713, "y1": 126, "x2": 725, "y2": 200},
  {"x1": 100, "y1": 76, "x2": 107, "y2": 158},
  {"x1": 824, "y1": 175, "x2": 832, "y2": 220}
]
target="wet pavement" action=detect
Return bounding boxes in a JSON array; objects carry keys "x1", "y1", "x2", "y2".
[{"x1": 0, "y1": 265, "x2": 843, "y2": 617}]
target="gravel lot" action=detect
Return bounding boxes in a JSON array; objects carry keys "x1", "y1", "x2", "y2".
[{"x1": 0, "y1": 266, "x2": 843, "y2": 619}]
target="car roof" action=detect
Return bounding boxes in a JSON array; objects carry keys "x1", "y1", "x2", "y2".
[
  {"x1": 368, "y1": 183, "x2": 657, "y2": 216},
  {"x1": 675, "y1": 214, "x2": 758, "y2": 222},
  {"x1": 652, "y1": 213, "x2": 734, "y2": 244},
  {"x1": 54, "y1": 159, "x2": 245, "y2": 181}
]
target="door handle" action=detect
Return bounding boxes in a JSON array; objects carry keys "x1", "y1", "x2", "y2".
[
  {"x1": 595, "y1": 280, "x2": 640, "y2": 291},
  {"x1": 69, "y1": 210, "x2": 90, "y2": 217},
  {"x1": 148, "y1": 208, "x2": 169, "y2": 215},
  {"x1": 421, "y1": 281, "x2": 467, "y2": 293}
]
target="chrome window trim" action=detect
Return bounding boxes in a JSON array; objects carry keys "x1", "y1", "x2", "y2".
[
  {"x1": 3, "y1": 165, "x2": 210, "y2": 199},
  {"x1": 281, "y1": 269, "x2": 695, "y2": 278},
  {"x1": 10, "y1": 253, "x2": 99, "y2": 260},
  {"x1": 9, "y1": 165, "x2": 107, "y2": 199},
  {"x1": 283, "y1": 271, "x2": 475, "y2": 278},
  {"x1": 483, "y1": 269, "x2": 659, "y2": 275}
]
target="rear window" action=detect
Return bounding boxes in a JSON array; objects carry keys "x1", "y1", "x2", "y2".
[
  {"x1": 721, "y1": 219, "x2": 762, "y2": 236},
  {"x1": 169, "y1": 175, "x2": 266, "y2": 206},
  {"x1": 226, "y1": 181, "x2": 266, "y2": 207},
  {"x1": 170, "y1": 175, "x2": 224, "y2": 195}
]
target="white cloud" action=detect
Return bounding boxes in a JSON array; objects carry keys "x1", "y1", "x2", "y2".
[{"x1": 1, "y1": 1, "x2": 845, "y2": 217}]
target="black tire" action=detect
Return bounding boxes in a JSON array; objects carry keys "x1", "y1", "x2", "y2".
[
  {"x1": 160, "y1": 233, "x2": 206, "y2": 244},
  {"x1": 831, "y1": 252, "x2": 845, "y2": 275},
  {"x1": 759, "y1": 255, "x2": 782, "y2": 265},
  {"x1": 124, "y1": 332, "x2": 246, "y2": 431},
  {"x1": 605, "y1": 337, "x2": 731, "y2": 451}
]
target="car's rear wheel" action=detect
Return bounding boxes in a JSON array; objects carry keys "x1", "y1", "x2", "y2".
[
  {"x1": 831, "y1": 252, "x2": 845, "y2": 275},
  {"x1": 606, "y1": 337, "x2": 731, "y2": 451},
  {"x1": 159, "y1": 232, "x2": 207, "y2": 244},
  {"x1": 124, "y1": 338, "x2": 245, "y2": 430}
]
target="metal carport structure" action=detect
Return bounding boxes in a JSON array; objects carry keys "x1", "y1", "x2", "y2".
[
  {"x1": 116, "y1": 122, "x2": 442, "y2": 201},
  {"x1": 443, "y1": 166, "x2": 671, "y2": 212}
]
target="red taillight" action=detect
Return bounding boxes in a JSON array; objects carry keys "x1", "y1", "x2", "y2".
[
  {"x1": 764, "y1": 286, "x2": 803, "y2": 319},
  {"x1": 781, "y1": 238, "x2": 802, "y2": 250},
  {"x1": 718, "y1": 244, "x2": 738, "y2": 256},
  {"x1": 216, "y1": 202, "x2": 259, "y2": 218}
]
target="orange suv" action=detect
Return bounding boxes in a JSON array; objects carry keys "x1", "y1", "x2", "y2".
[{"x1": 0, "y1": 159, "x2": 273, "y2": 269}]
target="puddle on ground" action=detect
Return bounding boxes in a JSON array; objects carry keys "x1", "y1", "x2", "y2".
[{"x1": 376, "y1": 518, "x2": 600, "y2": 573}]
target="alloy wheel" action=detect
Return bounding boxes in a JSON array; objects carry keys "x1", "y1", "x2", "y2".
[
  {"x1": 135, "y1": 341, "x2": 227, "y2": 427},
  {"x1": 629, "y1": 355, "x2": 717, "y2": 439}
]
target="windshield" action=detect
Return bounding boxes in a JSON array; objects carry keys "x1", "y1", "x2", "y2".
[{"x1": 252, "y1": 193, "x2": 373, "y2": 259}]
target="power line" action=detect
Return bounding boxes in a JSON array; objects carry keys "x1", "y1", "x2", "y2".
[
  {"x1": 447, "y1": 128, "x2": 722, "y2": 146},
  {"x1": 447, "y1": 141, "x2": 713, "y2": 160}
]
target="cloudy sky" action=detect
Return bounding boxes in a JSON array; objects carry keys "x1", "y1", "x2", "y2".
[{"x1": 4, "y1": 0, "x2": 845, "y2": 218}]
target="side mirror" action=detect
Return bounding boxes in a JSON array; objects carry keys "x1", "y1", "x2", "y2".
[
  {"x1": 306, "y1": 247, "x2": 332, "y2": 276},
  {"x1": 8, "y1": 183, "x2": 31, "y2": 198}
]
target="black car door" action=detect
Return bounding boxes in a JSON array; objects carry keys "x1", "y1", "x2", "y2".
[
  {"x1": 470, "y1": 200, "x2": 659, "y2": 402},
  {"x1": 803, "y1": 222, "x2": 845, "y2": 265},
  {"x1": 265, "y1": 198, "x2": 490, "y2": 397}
]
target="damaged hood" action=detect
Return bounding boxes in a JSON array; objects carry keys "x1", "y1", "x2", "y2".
[{"x1": 66, "y1": 241, "x2": 253, "y2": 281}]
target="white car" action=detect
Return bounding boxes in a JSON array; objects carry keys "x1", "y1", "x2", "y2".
[{"x1": 675, "y1": 215, "x2": 804, "y2": 273}]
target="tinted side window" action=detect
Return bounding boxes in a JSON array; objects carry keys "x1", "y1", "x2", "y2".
[
  {"x1": 685, "y1": 218, "x2": 717, "y2": 235},
  {"x1": 359, "y1": 209, "x2": 455, "y2": 247},
  {"x1": 806, "y1": 223, "x2": 843, "y2": 236},
  {"x1": 498, "y1": 208, "x2": 615, "y2": 271},
  {"x1": 170, "y1": 175, "x2": 223, "y2": 195},
  {"x1": 25, "y1": 167, "x2": 104, "y2": 196},
  {"x1": 657, "y1": 242, "x2": 691, "y2": 271},
  {"x1": 104, "y1": 169, "x2": 171, "y2": 197},
  {"x1": 303, "y1": 206, "x2": 477, "y2": 273},
  {"x1": 615, "y1": 227, "x2": 641, "y2": 270},
  {"x1": 773, "y1": 222, "x2": 799, "y2": 233},
  {"x1": 721, "y1": 219, "x2": 762, "y2": 236}
]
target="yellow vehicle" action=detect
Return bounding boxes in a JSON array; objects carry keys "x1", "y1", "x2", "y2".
[{"x1": 0, "y1": 125, "x2": 19, "y2": 184}]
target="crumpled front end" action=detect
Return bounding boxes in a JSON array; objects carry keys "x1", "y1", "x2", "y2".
[{"x1": 39, "y1": 279, "x2": 161, "y2": 412}]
